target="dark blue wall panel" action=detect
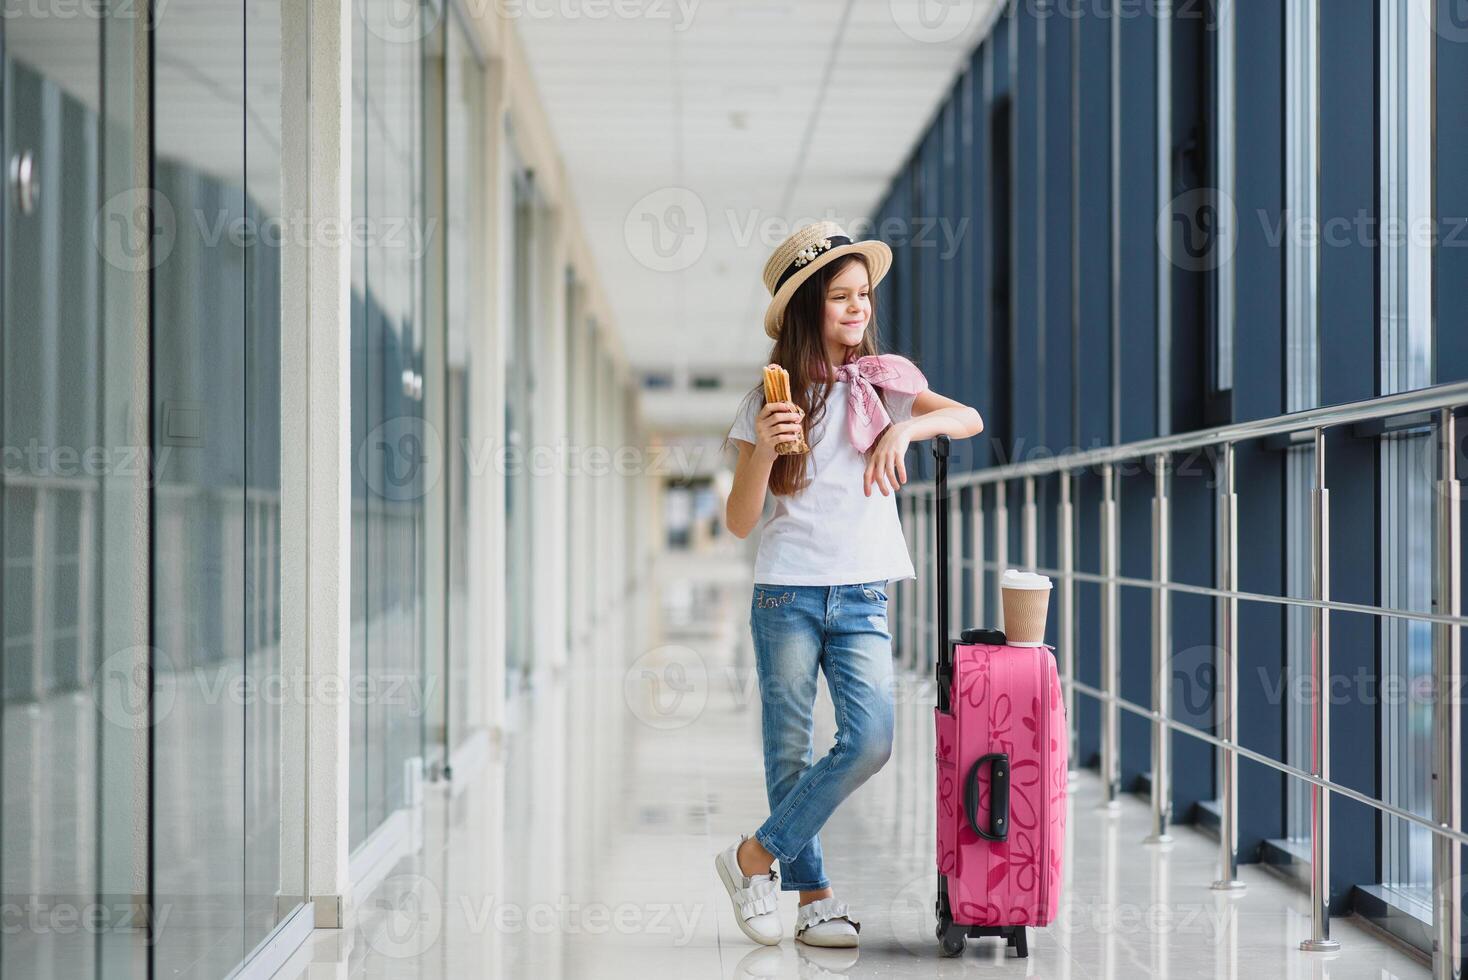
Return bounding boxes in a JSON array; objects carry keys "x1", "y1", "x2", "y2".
[
  {"x1": 1076, "y1": 2, "x2": 1111, "y2": 454},
  {"x1": 1011, "y1": 2, "x2": 1043, "y2": 457},
  {"x1": 1229, "y1": 0, "x2": 1287, "y2": 862},
  {"x1": 1440, "y1": 0, "x2": 1468, "y2": 384},
  {"x1": 1043, "y1": 5, "x2": 1074, "y2": 456},
  {"x1": 1071, "y1": 0, "x2": 1111, "y2": 770},
  {"x1": 1319, "y1": 0, "x2": 1380, "y2": 909},
  {"x1": 1116, "y1": 8, "x2": 1158, "y2": 444}
]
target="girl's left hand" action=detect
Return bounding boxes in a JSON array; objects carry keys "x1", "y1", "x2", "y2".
[{"x1": 864, "y1": 421, "x2": 912, "y2": 496}]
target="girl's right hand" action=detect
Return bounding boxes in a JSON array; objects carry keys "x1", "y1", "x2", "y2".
[{"x1": 755, "y1": 401, "x2": 804, "y2": 457}]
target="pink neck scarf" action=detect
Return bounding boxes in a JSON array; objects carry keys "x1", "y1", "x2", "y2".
[{"x1": 822, "y1": 353, "x2": 928, "y2": 452}]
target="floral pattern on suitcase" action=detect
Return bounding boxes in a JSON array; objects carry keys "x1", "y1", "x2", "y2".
[{"x1": 935, "y1": 643, "x2": 1068, "y2": 927}]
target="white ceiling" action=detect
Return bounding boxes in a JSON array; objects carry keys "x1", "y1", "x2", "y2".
[{"x1": 515, "y1": 0, "x2": 1003, "y2": 432}]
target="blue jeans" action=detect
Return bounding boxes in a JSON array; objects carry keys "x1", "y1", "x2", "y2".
[{"x1": 747, "y1": 580, "x2": 896, "y2": 892}]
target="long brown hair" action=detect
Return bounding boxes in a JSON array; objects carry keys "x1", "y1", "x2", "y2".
[{"x1": 725, "y1": 254, "x2": 894, "y2": 497}]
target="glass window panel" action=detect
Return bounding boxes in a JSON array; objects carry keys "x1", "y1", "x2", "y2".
[{"x1": 151, "y1": 1, "x2": 248, "y2": 974}]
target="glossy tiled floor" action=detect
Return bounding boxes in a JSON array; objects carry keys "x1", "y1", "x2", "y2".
[{"x1": 280, "y1": 552, "x2": 1430, "y2": 979}]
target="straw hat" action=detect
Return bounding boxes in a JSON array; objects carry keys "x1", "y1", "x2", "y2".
[{"x1": 761, "y1": 221, "x2": 892, "y2": 339}]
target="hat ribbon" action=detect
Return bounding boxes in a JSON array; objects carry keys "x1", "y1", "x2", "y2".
[{"x1": 773, "y1": 235, "x2": 854, "y2": 293}]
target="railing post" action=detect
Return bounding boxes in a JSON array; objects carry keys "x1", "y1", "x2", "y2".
[
  {"x1": 1059, "y1": 469, "x2": 1078, "y2": 778},
  {"x1": 913, "y1": 493, "x2": 928, "y2": 673},
  {"x1": 895, "y1": 495, "x2": 905, "y2": 665},
  {"x1": 1023, "y1": 475, "x2": 1038, "y2": 570},
  {"x1": 1100, "y1": 463, "x2": 1121, "y2": 809},
  {"x1": 1301, "y1": 426, "x2": 1341, "y2": 951},
  {"x1": 971, "y1": 485, "x2": 986, "y2": 629},
  {"x1": 909, "y1": 495, "x2": 920, "y2": 670},
  {"x1": 995, "y1": 482, "x2": 1009, "y2": 631},
  {"x1": 1146, "y1": 453, "x2": 1173, "y2": 843},
  {"x1": 1212, "y1": 441, "x2": 1247, "y2": 891},
  {"x1": 1433, "y1": 407, "x2": 1462, "y2": 980}
]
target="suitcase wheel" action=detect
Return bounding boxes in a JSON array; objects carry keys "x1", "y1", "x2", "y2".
[{"x1": 936, "y1": 912, "x2": 966, "y2": 956}]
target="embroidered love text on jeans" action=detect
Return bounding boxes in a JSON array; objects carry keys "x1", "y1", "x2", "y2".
[{"x1": 756, "y1": 590, "x2": 795, "y2": 608}]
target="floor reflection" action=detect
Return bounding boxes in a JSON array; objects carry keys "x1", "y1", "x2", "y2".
[{"x1": 282, "y1": 550, "x2": 1431, "y2": 979}]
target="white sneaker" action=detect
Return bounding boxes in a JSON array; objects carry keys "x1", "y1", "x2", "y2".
[
  {"x1": 715, "y1": 836, "x2": 782, "y2": 946},
  {"x1": 794, "y1": 898, "x2": 859, "y2": 948}
]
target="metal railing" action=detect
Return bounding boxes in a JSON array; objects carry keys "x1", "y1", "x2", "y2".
[{"x1": 894, "y1": 379, "x2": 1465, "y2": 976}]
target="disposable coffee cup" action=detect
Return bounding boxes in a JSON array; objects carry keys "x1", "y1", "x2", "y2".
[{"x1": 1001, "y1": 569, "x2": 1052, "y2": 647}]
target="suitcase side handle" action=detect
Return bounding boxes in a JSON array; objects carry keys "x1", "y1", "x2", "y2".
[{"x1": 963, "y1": 752, "x2": 1010, "y2": 842}]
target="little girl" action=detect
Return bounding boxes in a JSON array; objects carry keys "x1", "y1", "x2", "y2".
[{"x1": 718, "y1": 221, "x2": 984, "y2": 948}]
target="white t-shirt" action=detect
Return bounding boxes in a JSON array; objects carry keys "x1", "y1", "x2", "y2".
[{"x1": 728, "y1": 381, "x2": 921, "y2": 586}]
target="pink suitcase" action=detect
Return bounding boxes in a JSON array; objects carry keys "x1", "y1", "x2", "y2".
[{"x1": 929, "y1": 436, "x2": 1068, "y2": 958}]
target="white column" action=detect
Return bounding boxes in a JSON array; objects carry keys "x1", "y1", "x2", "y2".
[
  {"x1": 532, "y1": 211, "x2": 570, "y2": 674},
  {"x1": 279, "y1": 0, "x2": 352, "y2": 929},
  {"x1": 471, "y1": 57, "x2": 511, "y2": 736}
]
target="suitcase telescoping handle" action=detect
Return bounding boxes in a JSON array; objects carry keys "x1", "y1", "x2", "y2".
[
  {"x1": 933, "y1": 436, "x2": 953, "y2": 710},
  {"x1": 964, "y1": 752, "x2": 1011, "y2": 841}
]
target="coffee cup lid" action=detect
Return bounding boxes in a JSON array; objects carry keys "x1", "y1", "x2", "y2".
[{"x1": 1001, "y1": 568, "x2": 1052, "y2": 591}]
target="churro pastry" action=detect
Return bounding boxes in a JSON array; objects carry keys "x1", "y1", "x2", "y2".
[{"x1": 762, "y1": 363, "x2": 810, "y2": 455}]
